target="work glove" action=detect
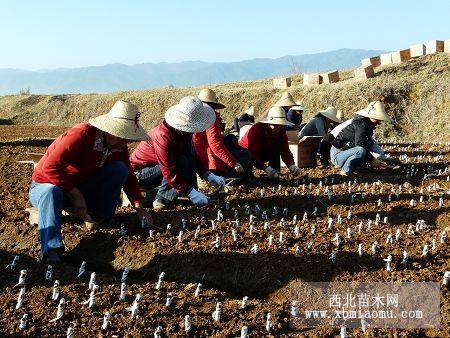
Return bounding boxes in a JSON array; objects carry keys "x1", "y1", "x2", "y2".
[
  {"x1": 205, "y1": 172, "x2": 226, "y2": 189},
  {"x1": 233, "y1": 163, "x2": 245, "y2": 174},
  {"x1": 264, "y1": 166, "x2": 279, "y2": 179},
  {"x1": 288, "y1": 164, "x2": 300, "y2": 175},
  {"x1": 188, "y1": 188, "x2": 209, "y2": 206}
]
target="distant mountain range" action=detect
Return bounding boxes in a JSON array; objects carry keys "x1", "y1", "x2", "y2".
[{"x1": 0, "y1": 48, "x2": 384, "y2": 95}]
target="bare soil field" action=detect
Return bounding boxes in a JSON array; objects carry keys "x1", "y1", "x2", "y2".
[{"x1": 0, "y1": 125, "x2": 448, "y2": 337}]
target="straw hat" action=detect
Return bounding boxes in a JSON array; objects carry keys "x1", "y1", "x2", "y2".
[
  {"x1": 260, "y1": 106, "x2": 294, "y2": 126},
  {"x1": 165, "y1": 96, "x2": 216, "y2": 133},
  {"x1": 318, "y1": 106, "x2": 342, "y2": 123},
  {"x1": 290, "y1": 101, "x2": 307, "y2": 112},
  {"x1": 89, "y1": 100, "x2": 149, "y2": 141},
  {"x1": 245, "y1": 106, "x2": 255, "y2": 116},
  {"x1": 336, "y1": 110, "x2": 344, "y2": 121},
  {"x1": 356, "y1": 101, "x2": 392, "y2": 122},
  {"x1": 198, "y1": 88, "x2": 225, "y2": 109},
  {"x1": 274, "y1": 92, "x2": 297, "y2": 107}
]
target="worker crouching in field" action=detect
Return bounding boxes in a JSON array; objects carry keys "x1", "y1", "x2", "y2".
[
  {"x1": 239, "y1": 106, "x2": 300, "y2": 179},
  {"x1": 274, "y1": 92, "x2": 305, "y2": 130},
  {"x1": 299, "y1": 106, "x2": 343, "y2": 166},
  {"x1": 329, "y1": 101, "x2": 393, "y2": 175},
  {"x1": 130, "y1": 96, "x2": 226, "y2": 210},
  {"x1": 193, "y1": 89, "x2": 252, "y2": 183},
  {"x1": 29, "y1": 101, "x2": 153, "y2": 264}
]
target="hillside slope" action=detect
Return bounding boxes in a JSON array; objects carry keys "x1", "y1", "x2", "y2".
[{"x1": 0, "y1": 53, "x2": 449, "y2": 141}]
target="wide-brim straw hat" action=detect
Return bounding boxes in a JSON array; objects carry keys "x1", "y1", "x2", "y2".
[
  {"x1": 290, "y1": 101, "x2": 307, "y2": 112},
  {"x1": 260, "y1": 106, "x2": 294, "y2": 126},
  {"x1": 318, "y1": 106, "x2": 342, "y2": 123},
  {"x1": 274, "y1": 92, "x2": 297, "y2": 107},
  {"x1": 245, "y1": 106, "x2": 255, "y2": 116},
  {"x1": 356, "y1": 101, "x2": 392, "y2": 122},
  {"x1": 89, "y1": 100, "x2": 150, "y2": 141},
  {"x1": 198, "y1": 88, "x2": 226, "y2": 109},
  {"x1": 165, "y1": 96, "x2": 216, "y2": 133}
]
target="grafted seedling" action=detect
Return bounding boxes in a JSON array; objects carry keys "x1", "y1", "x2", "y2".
[
  {"x1": 19, "y1": 313, "x2": 27, "y2": 330},
  {"x1": 6, "y1": 255, "x2": 19, "y2": 270},
  {"x1": 49, "y1": 298, "x2": 65, "y2": 322},
  {"x1": 125, "y1": 293, "x2": 142, "y2": 317},
  {"x1": 77, "y1": 261, "x2": 86, "y2": 278}
]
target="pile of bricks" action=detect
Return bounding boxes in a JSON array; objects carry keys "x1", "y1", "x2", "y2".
[
  {"x1": 356, "y1": 39, "x2": 449, "y2": 80},
  {"x1": 273, "y1": 38, "x2": 449, "y2": 87},
  {"x1": 272, "y1": 77, "x2": 291, "y2": 89},
  {"x1": 302, "y1": 70, "x2": 339, "y2": 86}
]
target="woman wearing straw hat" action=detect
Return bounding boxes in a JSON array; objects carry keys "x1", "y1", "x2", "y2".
[
  {"x1": 299, "y1": 106, "x2": 343, "y2": 166},
  {"x1": 130, "y1": 96, "x2": 225, "y2": 210},
  {"x1": 274, "y1": 93, "x2": 305, "y2": 130},
  {"x1": 29, "y1": 100, "x2": 153, "y2": 263},
  {"x1": 239, "y1": 106, "x2": 300, "y2": 179},
  {"x1": 193, "y1": 89, "x2": 252, "y2": 181},
  {"x1": 329, "y1": 101, "x2": 393, "y2": 175}
]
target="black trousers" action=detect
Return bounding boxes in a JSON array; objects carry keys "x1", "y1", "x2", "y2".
[
  {"x1": 217, "y1": 134, "x2": 253, "y2": 179},
  {"x1": 318, "y1": 139, "x2": 332, "y2": 164}
]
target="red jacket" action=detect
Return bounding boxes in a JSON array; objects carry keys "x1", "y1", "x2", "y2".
[
  {"x1": 130, "y1": 121, "x2": 203, "y2": 194},
  {"x1": 192, "y1": 111, "x2": 236, "y2": 172},
  {"x1": 238, "y1": 122, "x2": 294, "y2": 169},
  {"x1": 32, "y1": 123, "x2": 141, "y2": 204}
]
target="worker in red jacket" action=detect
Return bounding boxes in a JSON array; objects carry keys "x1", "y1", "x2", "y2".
[
  {"x1": 29, "y1": 101, "x2": 153, "y2": 263},
  {"x1": 239, "y1": 106, "x2": 300, "y2": 179},
  {"x1": 193, "y1": 89, "x2": 252, "y2": 181},
  {"x1": 130, "y1": 96, "x2": 226, "y2": 210}
]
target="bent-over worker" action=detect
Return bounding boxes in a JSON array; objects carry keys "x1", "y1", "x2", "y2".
[
  {"x1": 30, "y1": 101, "x2": 153, "y2": 263},
  {"x1": 130, "y1": 96, "x2": 226, "y2": 210},
  {"x1": 239, "y1": 106, "x2": 300, "y2": 179},
  {"x1": 330, "y1": 101, "x2": 393, "y2": 175}
]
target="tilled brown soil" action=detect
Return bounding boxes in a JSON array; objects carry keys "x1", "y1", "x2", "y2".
[{"x1": 0, "y1": 126, "x2": 449, "y2": 337}]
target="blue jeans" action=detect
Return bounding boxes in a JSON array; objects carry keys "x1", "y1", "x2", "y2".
[
  {"x1": 29, "y1": 161, "x2": 129, "y2": 254},
  {"x1": 330, "y1": 146, "x2": 367, "y2": 174},
  {"x1": 135, "y1": 154, "x2": 197, "y2": 205}
]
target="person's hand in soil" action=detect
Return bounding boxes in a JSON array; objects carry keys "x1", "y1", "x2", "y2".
[
  {"x1": 67, "y1": 187, "x2": 88, "y2": 219},
  {"x1": 288, "y1": 164, "x2": 300, "y2": 176},
  {"x1": 264, "y1": 166, "x2": 279, "y2": 179},
  {"x1": 134, "y1": 203, "x2": 153, "y2": 227}
]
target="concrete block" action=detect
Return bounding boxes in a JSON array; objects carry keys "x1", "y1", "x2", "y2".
[
  {"x1": 354, "y1": 65, "x2": 374, "y2": 80},
  {"x1": 273, "y1": 77, "x2": 292, "y2": 89},
  {"x1": 425, "y1": 40, "x2": 444, "y2": 54},
  {"x1": 410, "y1": 44, "x2": 426, "y2": 57},
  {"x1": 321, "y1": 70, "x2": 340, "y2": 84},
  {"x1": 303, "y1": 73, "x2": 322, "y2": 85},
  {"x1": 380, "y1": 53, "x2": 393, "y2": 65},
  {"x1": 391, "y1": 49, "x2": 411, "y2": 63},
  {"x1": 361, "y1": 56, "x2": 381, "y2": 68},
  {"x1": 445, "y1": 39, "x2": 450, "y2": 53}
]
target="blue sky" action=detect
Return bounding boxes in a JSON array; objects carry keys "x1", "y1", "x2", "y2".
[{"x1": 1, "y1": 0, "x2": 449, "y2": 70}]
